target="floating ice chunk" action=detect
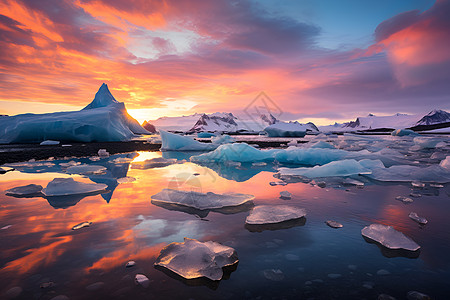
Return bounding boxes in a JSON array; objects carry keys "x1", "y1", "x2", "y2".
[
  {"x1": 391, "y1": 129, "x2": 418, "y2": 136},
  {"x1": 131, "y1": 157, "x2": 177, "y2": 169},
  {"x1": 1, "y1": 225, "x2": 12, "y2": 230},
  {"x1": 59, "y1": 161, "x2": 81, "y2": 168},
  {"x1": 66, "y1": 164, "x2": 107, "y2": 175},
  {"x1": 361, "y1": 224, "x2": 420, "y2": 251},
  {"x1": 154, "y1": 238, "x2": 238, "y2": 281},
  {"x1": 407, "y1": 291, "x2": 431, "y2": 300},
  {"x1": 252, "y1": 162, "x2": 267, "y2": 167},
  {"x1": 191, "y1": 143, "x2": 275, "y2": 163},
  {"x1": 273, "y1": 147, "x2": 346, "y2": 166},
  {"x1": 440, "y1": 156, "x2": 450, "y2": 170},
  {"x1": 409, "y1": 212, "x2": 428, "y2": 225},
  {"x1": 410, "y1": 192, "x2": 422, "y2": 198},
  {"x1": 368, "y1": 164, "x2": 450, "y2": 183},
  {"x1": 225, "y1": 161, "x2": 241, "y2": 167},
  {"x1": 98, "y1": 149, "x2": 109, "y2": 157},
  {"x1": 40, "y1": 140, "x2": 60, "y2": 145},
  {"x1": 264, "y1": 122, "x2": 309, "y2": 137},
  {"x1": 395, "y1": 196, "x2": 413, "y2": 204},
  {"x1": 5, "y1": 184, "x2": 43, "y2": 197},
  {"x1": 287, "y1": 140, "x2": 298, "y2": 147},
  {"x1": 430, "y1": 183, "x2": 444, "y2": 188},
  {"x1": 42, "y1": 178, "x2": 107, "y2": 197},
  {"x1": 309, "y1": 141, "x2": 336, "y2": 149},
  {"x1": 72, "y1": 221, "x2": 92, "y2": 230},
  {"x1": 326, "y1": 220, "x2": 343, "y2": 228},
  {"x1": 280, "y1": 191, "x2": 291, "y2": 200},
  {"x1": 246, "y1": 205, "x2": 306, "y2": 225},
  {"x1": 110, "y1": 157, "x2": 133, "y2": 164},
  {"x1": 160, "y1": 130, "x2": 218, "y2": 151},
  {"x1": 197, "y1": 132, "x2": 216, "y2": 138},
  {"x1": 117, "y1": 177, "x2": 136, "y2": 184},
  {"x1": 411, "y1": 181, "x2": 425, "y2": 188},
  {"x1": 125, "y1": 261, "x2": 136, "y2": 268},
  {"x1": 135, "y1": 274, "x2": 150, "y2": 288},
  {"x1": 269, "y1": 181, "x2": 287, "y2": 186},
  {"x1": 211, "y1": 134, "x2": 235, "y2": 145},
  {"x1": 277, "y1": 159, "x2": 373, "y2": 178},
  {"x1": 263, "y1": 269, "x2": 284, "y2": 281},
  {"x1": 413, "y1": 137, "x2": 441, "y2": 149},
  {"x1": 151, "y1": 189, "x2": 254, "y2": 210}
]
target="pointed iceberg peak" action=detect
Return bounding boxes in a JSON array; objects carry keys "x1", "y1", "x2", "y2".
[{"x1": 83, "y1": 83, "x2": 120, "y2": 110}]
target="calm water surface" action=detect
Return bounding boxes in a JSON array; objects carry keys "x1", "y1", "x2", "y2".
[{"x1": 1, "y1": 149, "x2": 450, "y2": 299}]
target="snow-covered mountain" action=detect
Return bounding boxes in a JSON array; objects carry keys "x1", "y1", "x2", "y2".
[
  {"x1": 150, "y1": 112, "x2": 280, "y2": 133},
  {"x1": 416, "y1": 110, "x2": 450, "y2": 126}
]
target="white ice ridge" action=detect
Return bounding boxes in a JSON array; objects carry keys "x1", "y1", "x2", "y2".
[
  {"x1": 154, "y1": 238, "x2": 239, "y2": 281},
  {"x1": 42, "y1": 178, "x2": 107, "y2": 197},
  {"x1": 160, "y1": 130, "x2": 219, "y2": 151},
  {"x1": 245, "y1": 205, "x2": 306, "y2": 225},
  {"x1": 361, "y1": 224, "x2": 420, "y2": 251},
  {"x1": 0, "y1": 83, "x2": 148, "y2": 144},
  {"x1": 151, "y1": 189, "x2": 254, "y2": 210}
]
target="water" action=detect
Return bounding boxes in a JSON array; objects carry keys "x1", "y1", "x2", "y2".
[{"x1": 1, "y1": 137, "x2": 450, "y2": 299}]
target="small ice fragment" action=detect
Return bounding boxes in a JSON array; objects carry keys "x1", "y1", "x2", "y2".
[
  {"x1": 376, "y1": 269, "x2": 391, "y2": 276},
  {"x1": 407, "y1": 291, "x2": 431, "y2": 300},
  {"x1": 111, "y1": 157, "x2": 133, "y2": 164},
  {"x1": 246, "y1": 205, "x2": 306, "y2": 225},
  {"x1": 361, "y1": 224, "x2": 420, "y2": 251},
  {"x1": 409, "y1": 192, "x2": 422, "y2": 198},
  {"x1": 285, "y1": 254, "x2": 299, "y2": 261},
  {"x1": 59, "y1": 161, "x2": 80, "y2": 168},
  {"x1": 269, "y1": 181, "x2": 287, "y2": 186},
  {"x1": 61, "y1": 144, "x2": 72, "y2": 147},
  {"x1": 252, "y1": 162, "x2": 267, "y2": 167},
  {"x1": 40, "y1": 282, "x2": 55, "y2": 289},
  {"x1": 263, "y1": 269, "x2": 284, "y2": 281},
  {"x1": 89, "y1": 157, "x2": 101, "y2": 161},
  {"x1": 40, "y1": 140, "x2": 60, "y2": 145},
  {"x1": 317, "y1": 181, "x2": 326, "y2": 188},
  {"x1": 117, "y1": 177, "x2": 136, "y2": 184},
  {"x1": 395, "y1": 196, "x2": 413, "y2": 204},
  {"x1": 135, "y1": 274, "x2": 149, "y2": 288},
  {"x1": 342, "y1": 178, "x2": 364, "y2": 187},
  {"x1": 98, "y1": 149, "x2": 109, "y2": 157},
  {"x1": 279, "y1": 191, "x2": 291, "y2": 200},
  {"x1": 154, "y1": 238, "x2": 238, "y2": 281},
  {"x1": 125, "y1": 261, "x2": 136, "y2": 268},
  {"x1": 42, "y1": 178, "x2": 107, "y2": 197},
  {"x1": 326, "y1": 220, "x2": 343, "y2": 229},
  {"x1": 1, "y1": 225, "x2": 12, "y2": 230},
  {"x1": 5, "y1": 184, "x2": 43, "y2": 197},
  {"x1": 430, "y1": 183, "x2": 444, "y2": 188},
  {"x1": 408, "y1": 212, "x2": 428, "y2": 225},
  {"x1": 66, "y1": 164, "x2": 107, "y2": 175},
  {"x1": 327, "y1": 273, "x2": 342, "y2": 279},
  {"x1": 411, "y1": 182, "x2": 425, "y2": 188},
  {"x1": 72, "y1": 221, "x2": 92, "y2": 230},
  {"x1": 225, "y1": 161, "x2": 241, "y2": 167}
]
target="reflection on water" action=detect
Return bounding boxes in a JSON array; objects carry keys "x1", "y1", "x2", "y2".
[{"x1": 0, "y1": 150, "x2": 450, "y2": 299}]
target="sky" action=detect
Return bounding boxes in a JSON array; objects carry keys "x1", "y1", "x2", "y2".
[{"x1": 0, "y1": 0, "x2": 449, "y2": 125}]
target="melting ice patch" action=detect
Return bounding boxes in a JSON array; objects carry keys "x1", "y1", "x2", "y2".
[
  {"x1": 151, "y1": 189, "x2": 254, "y2": 210},
  {"x1": 154, "y1": 238, "x2": 239, "y2": 281},
  {"x1": 361, "y1": 224, "x2": 420, "y2": 252},
  {"x1": 245, "y1": 205, "x2": 306, "y2": 225}
]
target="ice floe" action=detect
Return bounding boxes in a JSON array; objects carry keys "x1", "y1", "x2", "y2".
[
  {"x1": 361, "y1": 224, "x2": 420, "y2": 252},
  {"x1": 42, "y1": 178, "x2": 107, "y2": 197},
  {"x1": 409, "y1": 212, "x2": 428, "y2": 225},
  {"x1": 66, "y1": 164, "x2": 107, "y2": 175},
  {"x1": 5, "y1": 184, "x2": 43, "y2": 197},
  {"x1": 154, "y1": 238, "x2": 239, "y2": 281},
  {"x1": 277, "y1": 159, "x2": 374, "y2": 178},
  {"x1": 117, "y1": 177, "x2": 136, "y2": 184},
  {"x1": 245, "y1": 205, "x2": 306, "y2": 225},
  {"x1": 395, "y1": 196, "x2": 414, "y2": 204},
  {"x1": 151, "y1": 189, "x2": 254, "y2": 211}
]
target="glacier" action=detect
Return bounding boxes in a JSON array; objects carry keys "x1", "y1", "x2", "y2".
[{"x1": 0, "y1": 83, "x2": 149, "y2": 144}]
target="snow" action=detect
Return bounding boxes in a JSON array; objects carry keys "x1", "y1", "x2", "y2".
[
  {"x1": 40, "y1": 140, "x2": 60, "y2": 145},
  {"x1": 151, "y1": 188, "x2": 254, "y2": 210},
  {"x1": 65, "y1": 164, "x2": 107, "y2": 175},
  {"x1": 42, "y1": 178, "x2": 107, "y2": 197},
  {"x1": 5, "y1": 184, "x2": 43, "y2": 197},
  {"x1": 160, "y1": 130, "x2": 218, "y2": 151},
  {"x1": 264, "y1": 122, "x2": 314, "y2": 137},
  {"x1": 0, "y1": 84, "x2": 148, "y2": 144},
  {"x1": 409, "y1": 212, "x2": 428, "y2": 225},
  {"x1": 277, "y1": 159, "x2": 374, "y2": 178},
  {"x1": 154, "y1": 237, "x2": 239, "y2": 281},
  {"x1": 361, "y1": 224, "x2": 420, "y2": 251},
  {"x1": 245, "y1": 205, "x2": 306, "y2": 225}
]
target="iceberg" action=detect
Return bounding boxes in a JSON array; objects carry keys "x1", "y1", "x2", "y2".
[
  {"x1": 160, "y1": 130, "x2": 218, "y2": 151},
  {"x1": 211, "y1": 134, "x2": 235, "y2": 145},
  {"x1": 42, "y1": 178, "x2": 107, "y2": 197},
  {"x1": 264, "y1": 121, "x2": 318, "y2": 137},
  {"x1": 151, "y1": 189, "x2": 254, "y2": 210},
  {"x1": 361, "y1": 224, "x2": 420, "y2": 251},
  {"x1": 391, "y1": 129, "x2": 418, "y2": 136},
  {"x1": 0, "y1": 84, "x2": 148, "y2": 144},
  {"x1": 154, "y1": 238, "x2": 239, "y2": 281},
  {"x1": 277, "y1": 159, "x2": 374, "y2": 178},
  {"x1": 5, "y1": 184, "x2": 43, "y2": 197},
  {"x1": 245, "y1": 205, "x2": 306, "y2": 225}
]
